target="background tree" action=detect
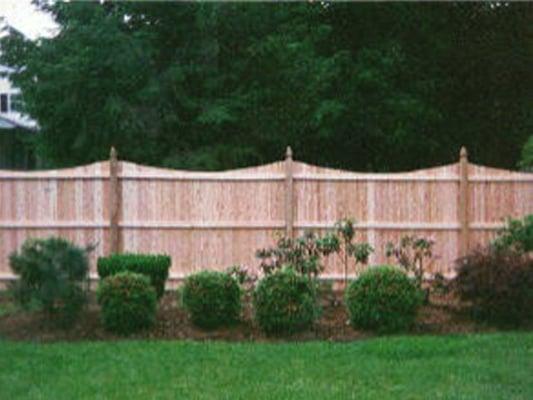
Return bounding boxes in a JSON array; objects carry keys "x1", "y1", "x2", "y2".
[
  {"x1": 519, "y1": 136, "x2": 533, "y2": 171},
  {"x1": 1, "y1": 1, "x2": 531, "y2": 171}
]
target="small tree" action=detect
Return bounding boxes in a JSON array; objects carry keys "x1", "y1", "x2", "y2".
[
  {"x1": 256, "y1": 218, "x2": 373, "y2": 282},
  {"x1": 350, "y1": 243, "x2": 374, "y2": 271},
  {"x1": 334, "y1": 218, "x2": 374, "y2": 285},
  {"x1": 385, "y1": 235, "x2": 435, "y2": 287},
  {"x1": 225, "y1": 264, "x2": 257, "y2": 289},
  {"x1": 256, "y1": 231, "x2": 339, "y2": 279}
]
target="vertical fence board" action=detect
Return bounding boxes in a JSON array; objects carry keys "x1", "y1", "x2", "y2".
[
  {"x1": 285, "y1": 146, "x2": 294, "y2": 238},
  {"x1": 459, "y1": 147, "x2": 470, "y2": 258},
  {"x1": 109, "y1": 147, "x2": 121, "y2": 255}
]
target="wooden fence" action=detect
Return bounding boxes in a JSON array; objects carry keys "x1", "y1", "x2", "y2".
[{"x1": 0, "y1": 147, "x2": 531, "y2": 281}]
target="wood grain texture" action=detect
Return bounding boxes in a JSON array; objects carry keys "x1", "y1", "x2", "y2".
[
  {"x1": 459, "y1": 147, "x2": 470, "y2": 257},
  {"x1": 109, "y1": 147, "x2": 121, "y2": 254},
  {"x1": 0, "y1": 156, "x2": 531, "y2": 279}
]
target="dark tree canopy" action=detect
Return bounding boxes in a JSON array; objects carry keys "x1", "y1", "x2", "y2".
[{"x1": 1, "y1": 1, "x2": 531, "y2": 171}]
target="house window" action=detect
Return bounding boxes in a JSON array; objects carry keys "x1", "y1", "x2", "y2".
[
  {"x1": 0, "y1": 94, "x2": 8, "y2": 113},
  {"x1": 10, "y1": 93, "x2": 23, "y2": 112}
]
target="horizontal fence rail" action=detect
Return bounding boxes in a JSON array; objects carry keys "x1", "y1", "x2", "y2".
[{"x1": 0, "y1": 146, "x2": 532, "y2": 281}]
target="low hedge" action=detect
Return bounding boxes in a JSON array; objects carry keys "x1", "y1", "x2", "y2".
[
  {"x1": 97, "y1": 272, "x2": 157, "y2": 335},
  {"x1": 253, "y1": 267, "x2": 319, "y2": 335},
  {"x1": 345, "y1": 265, "x2": 423, "y2": 333},
  {"x1": 97, "y1": 253, "x2": 171, "y2": 299},
  {"x1": 181, "y1": 271, "x2": 242, "y2": 329}
]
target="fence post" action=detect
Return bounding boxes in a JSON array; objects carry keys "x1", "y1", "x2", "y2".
[
  {"x1": 109, "y1": 147, "x2": 121, "y2": 254},
  {"x1": 458, "y1": 146, "x2": 470, "y2": 258},
  {"x1": 285, "y1": 146, "x2": 294, "y2": 239}
]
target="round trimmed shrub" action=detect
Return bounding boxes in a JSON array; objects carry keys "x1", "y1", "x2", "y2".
[
  {"x1": 97, "y1": 272, "x2": 157, "y2": 335},
  {"x1": 181, "y1": 271, "x2": 242, "y2": 329},
  {"x1": 253, "y1": 267, "x2": 319, "y2": 335},
  {"x1": 345, "y1": 265, "x2": 423, "y2": 333}
]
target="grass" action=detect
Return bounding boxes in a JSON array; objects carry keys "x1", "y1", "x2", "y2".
[{"x1": 0, "y1": 333, "x2": 532, "y2": 399}]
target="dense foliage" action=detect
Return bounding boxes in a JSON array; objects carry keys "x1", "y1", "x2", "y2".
[
  {"x1": 454, "y1": 248, "x2": 533, "y2": 326},
  {"x1": 256, "y1": 218, "x2": 372, "y2": 279},
  {"x1": 385, "y1": 235, "x2": 436, "y2": 286},
  {"x1": 181, "y1": 271, "x2": 242, "y2": 329},
  {"x1": 253, "y1": 267, "x2": 319, "y2": 335},
  {"x1": 334, "y1": 218, "x2": 373, "y2": 281},
  {"x1": 519, "y1": 135, "x2": 533, "y2": 170},
  {"x1": 97, "y1": 253, "x2": 171, "y2": 299},
  {"x1": 256, "y1": 231, "x2": 339, "y2": 278},
  {"x1": 491, "y1": 214, "x2": 533, "y2": 253},
  {"x1": 225, "y1": 264, "x2": 257, "y2": 288},
  {"x1": 1, "y1": 2, "x2": 531, "y2": 170},
  {"x1": 345, "y1": 266, "x2": 423, "y2": 333},
  {"x1": 97, "y1": 272, "x2": 157, "y2": 334},
  {"x1": 8, "y1": 237, "x2": 89, "y2": 328}
]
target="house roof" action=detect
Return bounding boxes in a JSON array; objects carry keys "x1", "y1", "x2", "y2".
[{"x1": 0, "y1": 114, "x2": 36, "y2": 131}]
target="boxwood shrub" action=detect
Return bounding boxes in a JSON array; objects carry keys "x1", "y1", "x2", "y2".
[
  {"x1": 253, "y1": 267, "x2": 319, "y2": 335},
  {"x1": 97, "y1": 272, "x2": 157, "y2": 334},
  {"x1": 97, "y1": 253, "x2": 171, "y2": 299},
  {"x1": 345, "y1": 265, "x2": 423, "y2": 333},
  {"x1": 181, "y1": 270, "x2": 242, "y2": 329}
]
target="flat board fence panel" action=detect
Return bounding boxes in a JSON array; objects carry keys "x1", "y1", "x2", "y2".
[
  {"x1": 0, "y1": 162, "x2": 111, "y2": 279},
  {"x1": 118, "y1": 161, "x2": 286, "y2": 277},
  {"x1": 292, "y1": 162, "x2": 463, "y2": 276},
  {"x1": 467, "y1": 163, "x2": 533, "y2": 260},
  {"x1": 0, "y1": 150, "x2": 531, "y2": 281}
]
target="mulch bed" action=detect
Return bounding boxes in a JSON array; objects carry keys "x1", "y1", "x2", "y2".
[{"x1": 0, "y1": 287, "x2": 495, "y2": 343}]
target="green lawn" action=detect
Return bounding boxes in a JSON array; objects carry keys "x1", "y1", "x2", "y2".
[{"x1": 1, "y1": 333, "x2": 532, "y2": 400}]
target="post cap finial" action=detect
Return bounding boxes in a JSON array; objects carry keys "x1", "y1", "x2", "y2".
[
  {"x1": 110, "y1": 146, "x2": 117, "y2": 160},
  {"x1": 460, "y1": 146, "x2": 468, "y2": 159},
  {"x1": 286, "y1": 146, "x2": 292, "y2": 160}
]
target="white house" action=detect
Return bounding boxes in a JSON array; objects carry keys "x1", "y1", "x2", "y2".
[
  {"x1": 0, "y1": 64, "x2": 36, "y2": 130},
  {"x1": 0, "y1": 63, "x2": 37, "y2": 168},
  {"x1": 0, "y1": 26, "x2": 38, "y2": 169}
]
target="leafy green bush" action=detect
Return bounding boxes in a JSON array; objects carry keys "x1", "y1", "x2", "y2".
[
  {"x1": 9, "y1": 237, "x2": 89, "y2": 328},
  {"x1": 454, "y1": 247, "x2": 533, "y2": 326},
  {"x1": 256, "y1": 231, "x2": 339, "y2": 278},
  {"x1": 97, "y1": 272, "x2": 157, "y2": 334},
  {"x1": 255, "y1": 218, "x2": 372, "y2": 280},
  {"x1": 385, "y1": 235, "x2": 435, "y2": 287},
  {"x1": 225, "y1": 264, "x2": 257, "y2": 287},
  {"x1": 253, "y1": 267, "x2": 319, "y2": 335},
  {"x1": 492, "y1": 214, "x2": 532, "y2": 254},
  {"x1": 181, "y1": 271, "x2": 242, "y2": 329},
  {"x1": 345, "y1": 266, "x2": 423, "y2": 333},
  {"x1": 334, "y1": 218, "x2": 374, "y2": 281},
  {"x1": 97, "y1": 253, "x2": 171, "y2": 299}
]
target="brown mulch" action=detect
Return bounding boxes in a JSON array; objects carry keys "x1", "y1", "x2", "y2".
[{"x1": 0, "y1": 289, "x2": 493, "y2": 343}]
